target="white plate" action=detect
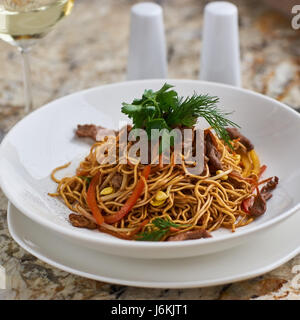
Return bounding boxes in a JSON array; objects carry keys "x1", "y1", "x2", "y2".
[
  {"x1": 1, "y1": 79, "x2": 300, "y2": 259},
  {"x1": 7, "y1": 202, "x2": 300, "y2": 289}
]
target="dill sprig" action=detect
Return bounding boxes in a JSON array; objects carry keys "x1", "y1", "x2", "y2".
[
  {"x1": 135, "y1": 217, "x2": 189, "y2": 241},
  {"x1": 167, "y1": 94, "x2": 239, "y2": 147},
  {"x1": 121, "y1": 83, "x2": 240, "y2": 149}
]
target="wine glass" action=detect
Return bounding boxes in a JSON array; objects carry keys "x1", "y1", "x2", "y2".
[{"x1": 0, "y1": 0, "x2": 74, "y2": 114}]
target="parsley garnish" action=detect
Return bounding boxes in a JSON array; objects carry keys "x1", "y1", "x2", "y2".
[
  {"x1": 135, "y1": 217, "x2": 189, "y2": 241},
  {"x1": 122, "y1": 83, "x2": 239, "y2": 149}
]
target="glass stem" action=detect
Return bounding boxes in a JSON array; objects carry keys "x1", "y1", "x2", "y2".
[{"x1": 19, "y1": 47, "x2": 33, "y2": 114}]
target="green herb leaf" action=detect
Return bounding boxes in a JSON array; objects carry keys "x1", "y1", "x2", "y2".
[
  {"x1": 121, "y1": 83, "x2": 240, "y2": 149},
  {"x1": 167, "y1": 93, "x2": 239, "y2": 147},
  {"x1": 156, "y1": 84, "x2": 178, "y2": 113},
  {"x1": 78, "y1": 176, "x2": 92, "y2": 187},
  {"x1": 152, "y1": 218, "x2": 186, "y2": 229},
  {"x1": 135, "y1": 228, "x2": 169, "y2": 241},
  {"x1": 121, "y1": 104, "x2": 156, "y2": 129},
  {"x1": 135, "y1": 217, "x2": 189, "y2": 242}
]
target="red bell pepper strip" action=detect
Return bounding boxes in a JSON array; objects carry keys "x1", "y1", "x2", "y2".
[
  {"x1": 86, "y1": 171, "x2": 104, "y2": 225},
  {"x1": 229, "y1": 171, "x2": 256, "y2": 184},
  {"x1": 105, "y1": 165, "x2": 151, "y2": 224},
  {"x1": 257, "y1": 176, "x2": 273, "y2": 186},
  {"x1": 98, "y1": 226, "x2": 131, "y2": 240},
  {"x1": 242, "y1": 197, "x2": 254, "y2": 214},
  {"x1": 76, "y1": 169, "x2": 89, "y2": 176},
  {"x1": 258, "y1": 165, "x2": 267, "y2": 179},
  {"x1": 99, "y1": 219, "x2": 149, "y2": 240},
  {"x1": 130, "y1": 219, "x2": 150, "y2": 237}
]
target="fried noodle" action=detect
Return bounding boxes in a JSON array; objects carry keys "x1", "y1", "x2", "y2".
[{"x1": 49, "y1": 129, "x2": 260, "y2": 240}]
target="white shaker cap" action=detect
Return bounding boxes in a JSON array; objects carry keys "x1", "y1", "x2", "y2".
[
  {"x1": 127, "y1": 2, "x2": 167, "y2": 80},
  {"x1": 199, "y1": 1, "x2": 241, "y2": 86}
]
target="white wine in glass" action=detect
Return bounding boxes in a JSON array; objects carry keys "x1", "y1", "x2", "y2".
[{"x1": 0, "y1": 0, "x2": 74, "y2": 113}]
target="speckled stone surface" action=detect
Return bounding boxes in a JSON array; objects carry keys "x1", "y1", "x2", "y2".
[{"x1": 0, "y1": 0, "x2": 300, "y2": 300}]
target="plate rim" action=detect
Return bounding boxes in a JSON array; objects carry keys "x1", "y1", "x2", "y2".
[
  {"x1": 1, "y1": 78, "x2": 300, "y2": 250},
  {"x1": 7, "y1": 202, "x2": 300, "y2": 289}
]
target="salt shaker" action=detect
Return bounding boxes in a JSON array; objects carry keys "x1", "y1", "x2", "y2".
[
  {"x1": 199, "y1": 1, "x2": 241, "y2": 87},
  {"x1": 127, "y1": 2, "x2": 167, "y2": 80}
]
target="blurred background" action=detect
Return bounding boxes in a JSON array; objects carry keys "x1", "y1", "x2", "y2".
[{"x1": 0, "y1": 0, "x2": 299, "y2": 131}]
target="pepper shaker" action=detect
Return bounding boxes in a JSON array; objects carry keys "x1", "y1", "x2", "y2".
[
  {"x1": 127, "y1": 2, "x2": 167, "y2": 80},
  {"x1": 199, "y1": 1, "x2": 241, "y2": 87}
]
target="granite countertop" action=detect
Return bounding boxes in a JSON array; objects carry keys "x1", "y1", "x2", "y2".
[{"x1": 0, "y1": 0, "x2": 300, "y2": 300}]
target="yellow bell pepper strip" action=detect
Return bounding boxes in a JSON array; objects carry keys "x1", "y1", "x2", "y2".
[
  {"x1": 249, "y1": 149, "x2": 261, "y2": 176},
  {"x1": 241, "y1": 152, "x2": 252, "y2": 177}
]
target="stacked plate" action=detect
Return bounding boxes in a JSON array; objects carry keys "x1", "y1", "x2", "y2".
[{"x1": 1, "y1": 80, "x2": 300, "y2": 288}]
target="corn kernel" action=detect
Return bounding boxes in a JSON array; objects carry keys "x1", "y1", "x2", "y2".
[
  {"x1": 216, "y1": 170, "x2": 228, "y2": 180},
  {"x1": 155, "y1": 191, "x2": 168, "y2": 202},
  {"x1": 100, "y1": 187, "x2": 114, "y2": 195},
  {"x1": 234, "y1": 154, "x2": 241, "y2": 164},
  {"x1": 150, "y1": 199, "x2": 165, "y2": 207}
]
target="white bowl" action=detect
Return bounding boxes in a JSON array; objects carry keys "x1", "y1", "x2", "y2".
[
  {"x1": 8, "y1": 202, "x2": 300, "y2": 288},
  {"x1": 0, "y1": 79, "x2": 299, "y2": 259}
]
